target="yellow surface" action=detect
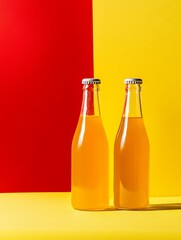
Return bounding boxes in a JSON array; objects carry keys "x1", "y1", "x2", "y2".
[
  {"x1": 0, "y1": 192, "x2": 181, "y2": 239},
  {"x1": 93, "y1": 0, "x2": 181, "y2": 197}
]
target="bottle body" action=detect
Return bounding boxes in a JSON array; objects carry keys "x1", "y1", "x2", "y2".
[
  {"x1": 114, "y1": 79, "x2": 149, "y2": 209},
  {"x1": 71, "y1": 79, "x2": 109, "y2": 210}
]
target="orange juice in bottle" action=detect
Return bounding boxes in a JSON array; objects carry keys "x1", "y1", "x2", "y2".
[
  {"x1": 71, "y1": 78, "x2": 109, "y2": 210},
  {"x1": 114, "y1": 78, "x2": 150, "y2": 209}
]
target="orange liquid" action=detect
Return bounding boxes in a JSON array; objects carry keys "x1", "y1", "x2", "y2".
[
  {"x1": 71, "y1": 115, "x2": 109, "y2": 210},
  {"x1": 114, "y1": 117, "x2": 150, "y2": 209}
]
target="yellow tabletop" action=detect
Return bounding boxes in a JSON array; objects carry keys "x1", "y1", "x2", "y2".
[{"x1": 0, "y1": 192, "x2": 181, "y2": 239}]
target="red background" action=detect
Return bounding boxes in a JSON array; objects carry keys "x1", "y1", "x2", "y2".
[{"x1": 0, "y1": 0, "x2": 93, "y2": 192}]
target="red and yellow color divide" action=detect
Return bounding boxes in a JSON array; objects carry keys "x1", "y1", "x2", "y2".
[{"x1": 1, "y1": 0, "x2": 181, "y2": 197}]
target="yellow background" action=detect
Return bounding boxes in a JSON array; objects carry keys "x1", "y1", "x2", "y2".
[
  {"x1": 93, "y1": 0, "x2": 181, "y2": 197},
  {"x1": 1, "y1": 192, "x2": 181, "y2": 239}
]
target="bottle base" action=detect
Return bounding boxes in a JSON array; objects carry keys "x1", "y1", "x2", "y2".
[
  {"x1": 114, "y1": 203, "x2": 150, "y2": 210},
  {"x1": 72, "y1": 204, "x2": 109, "y2": 211}
]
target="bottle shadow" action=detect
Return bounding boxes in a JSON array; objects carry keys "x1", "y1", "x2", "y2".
[
  {"x1": 105, "y1": 203, "x2": 181, "y2": 211},
  {"x1": 146, "y1": 203, "x2": 181, "y2": 211}
]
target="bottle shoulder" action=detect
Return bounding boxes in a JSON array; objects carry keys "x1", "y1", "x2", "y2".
[
  {"x1": 72, "y1": 115, "x2": 108, "y2": 147},
  {"x1": 115, "y1": 117, "x2": 149, "y2": 145}
]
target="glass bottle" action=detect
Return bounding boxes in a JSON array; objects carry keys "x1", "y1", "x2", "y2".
[
  {"x1": 114, "y1": 78, "x2": 150, "y2": 209},
  {"x1": 71, "y1": 78, "x2": 109, "y2": 210}
]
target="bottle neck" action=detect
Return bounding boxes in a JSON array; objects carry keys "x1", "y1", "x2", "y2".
[
  {"x1": 81, "y1": 84, "x2": 101, "y2": 116},
  {"x1": 122, "y1": 84, "x2": 143, "y2": 118}
]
